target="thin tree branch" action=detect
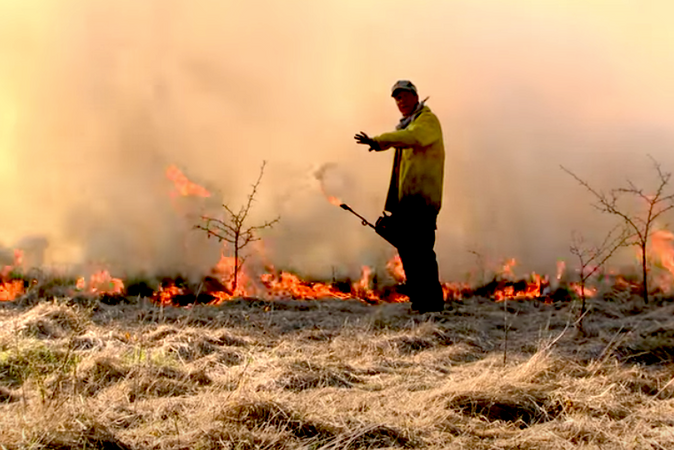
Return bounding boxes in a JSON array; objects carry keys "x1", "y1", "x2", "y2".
[
  {"x1": 562, "y1": 157, "x2": 674, "y2": 305},
  {"x1": 196, "y1": 161, "x2": 280, "y2": 293}
]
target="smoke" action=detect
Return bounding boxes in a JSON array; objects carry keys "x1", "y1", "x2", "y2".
[{"x1": 2, "y1": 0, "x2": 674, "y2": 281}]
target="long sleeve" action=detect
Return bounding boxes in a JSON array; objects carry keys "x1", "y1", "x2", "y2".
[{"x1": 373, "y1": 112, "x2": 441, "y2": 150}]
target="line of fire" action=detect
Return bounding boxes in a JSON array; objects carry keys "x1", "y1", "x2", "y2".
[{"x1": 1, "y1": 165, "x2": 673, "y2": 307}]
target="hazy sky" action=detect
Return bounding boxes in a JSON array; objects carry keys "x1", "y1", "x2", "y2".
[{"x1": 2, "y1": 0, "x2": 674, "y2": 280}]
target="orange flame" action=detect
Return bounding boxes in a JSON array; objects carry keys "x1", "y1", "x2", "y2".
[
  {"x1": 649, "y1": 229, "x2": 674, "y2": 293},
  {"x1": 314, "y1": 165, "x2": 343, "y2": 207},
  {"x1": 211, "y1": 253, "x2": 254, "y2": 298},
  {"x1": 569, "y1": 283, "x2": 598, "y2": 298},
  {"x1": 556, "y1": 260, "x2": 566, "y2": 281},
  {"x1": 153, "y1": 282, "x2": 185, "y2": 306},
  {"x1": 442, "y1": 282, "x2": 470, "y2": 301},
  {"x1": 78, "y1": 270, "x2": 125, "y2": 295},
  {"x1": 260, "y1": 271, "x2": 349, "y2": 300},
  {"x1": 353, "y1": 266, "x2": 378, "y2": 302},
  {"x1": 0, "y1": 249, "x2": 25, "y2": 301},
  {"x1": 386, "y1": 254, "x2": 406, "y2": 283},
  {"x1": 166, "y1": 165, "x2": 211, "y2": 198},
  {"x1": 0, "y1": 280, "x2": 23, "y2": 301},
  {"x1": 90, "y1": 270, "x2": 125, "y2": 294},
  {"x1": 494, "y1": 273, "x2": 547, "y2": 302},
  {"x1": 326, "y1": 195, "x2": 342, "y2": 206},
  {"x1": 500, "y1": 258, "x2": 517, "y2": 279}
]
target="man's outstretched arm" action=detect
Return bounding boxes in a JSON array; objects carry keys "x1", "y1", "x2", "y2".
[{"x1": 374, "y1": 113, "x2": 441, "y2": 150}]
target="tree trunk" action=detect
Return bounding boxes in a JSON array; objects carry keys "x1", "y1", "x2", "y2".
[
  {"x1": 641, "y1": 242, "x2": 648, "y2": 304},
  {"x1": 233, "y1": 235, "x2": 240, "y2": 294},
  {"x1": 580, "y1": 281, "x2": 587, "y2": 318}
]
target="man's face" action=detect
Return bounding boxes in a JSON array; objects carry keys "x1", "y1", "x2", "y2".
[{"x1": 393, "y1": 90, "x2": 419, "y2": 117}]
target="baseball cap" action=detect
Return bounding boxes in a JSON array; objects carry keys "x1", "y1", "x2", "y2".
[{"x1": 391, "y1": 80, "x2": 418, "y2": 97}]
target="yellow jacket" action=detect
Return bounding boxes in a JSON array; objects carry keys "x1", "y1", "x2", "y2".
[{"x1": 373, "y1": 105, "x2": 445, "y2": 214}]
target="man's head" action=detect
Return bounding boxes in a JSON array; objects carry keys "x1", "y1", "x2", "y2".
[{"x1": 391, "y1": 80, "x2": 419, "y2": 117}]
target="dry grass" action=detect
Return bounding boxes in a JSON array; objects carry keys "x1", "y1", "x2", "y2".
[{"x1": 1, "y1": 294, "x2": 674, "y2": 449}]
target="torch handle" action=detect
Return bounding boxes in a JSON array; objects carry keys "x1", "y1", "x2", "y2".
[{"x1": 339, "y1": 203, "x2": 376, "y2": 229}]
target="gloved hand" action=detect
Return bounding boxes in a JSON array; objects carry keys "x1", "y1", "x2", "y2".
[{"x1": 354, "y1": 131, "x2": 380, "y2": 151}]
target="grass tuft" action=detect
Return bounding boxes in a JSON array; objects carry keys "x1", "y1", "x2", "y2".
[
  {"x1": 447, "y1": 386, "x2": 563, "y2": 426},
  {"x1": 66, "y1": 356, "x2": 129, "y2": 396},
  {"x1": 15, "y1": 302, "x2": 86, "y2": 339},
  {"x1": 336, "y1": 423, "x2": 418, "y2": 449},
  {"x1": 40, "y1": 424, "x2": 132, "y2": 450},
  {"x1": 0, "y1": 343, "x2": 76, "y2": 388},
  {"x1": 221, "y1": 399, "x2": 336, "y2": 440},
  {"x1": 616, "y1": 326, "x2": 674, "y2": 365},
  {"x1": 276, "y1": 361, "x2": 361, "y2": 391}
]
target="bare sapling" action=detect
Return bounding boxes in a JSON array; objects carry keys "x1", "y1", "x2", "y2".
[
  {"x1": 196, "y1": 161, "x2": 279, "y2": 293},
  {"x1": 569, "y1": 227, "x2": 628, "y2": 325},
  {"x1": 562, "y1": 156, "x2": 674, "y2": 304}
]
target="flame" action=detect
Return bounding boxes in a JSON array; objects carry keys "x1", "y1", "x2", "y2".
[
  {"x1": 569, "y1": 283, "x2": 598, "y2": 298},
  {"x1": 0, "y1": 229, "x2": 609, "y2": 306},
  {"x1": 257, "y1": 264, "x2": 385, "y2": 302},
  {"x1": 386, "y1": 254, "x2": 406, "y2": 283},
  {"x1": 153, "y1": 282, "x2": 185, "y2": 306},
  {"x1": 314, "y1": 163, "x2": 344, "y2": 207},
  {"x1": 77, "y1": 270, "x2": 125, "y2": 295},
  {"x1": 209, "y1": 252, "x2": 261, "y2": 299},
  {"x1": 556, "y1": 260, "x2": 566, "y2": 281},
  {"x1": 260, "y1": 271, "x2": 349, "y2": 300},
  {"x1": 212, "y1": 254, "x2": 240, "y2": 294},
  {"x1": 0, "y1": 248, "x2": 25, "y2": 301},
  {"x1": 613, "y1": 274, "x2": 642, "y2": 293},
  {"x1": 500, "y1": 258, "x2": 517, "y2": 279},
  {"x1": 442, "y1": 282, "x2": 470, "y2": 301},
  {"x1": 494, "y1": 286, "x2": 514, "y2": 302},
  {"x1": 116, "y1": 247, "x2": 555, "y2": 306},
  {"x1": 649, "y1": 229, "x2": 674, "y2": 293},
  {"x1": 0, "y1": 247, "x2": 620, "y2": 306},
  {"x1": 651, "y1": 229, "x2": 674, "y2": 272},
  {"x1": 166, "y1": 165, "x2": 211, "y2": 198},
  {"x1": 0, "y1": 279, "x2": 23, "y2": 301},
  {"x1": 90, "y1": 270, "x2": 125, "y2": 294},
  {"x1": 181, "y1": 256, "x2": 411, "y2": 303},
  {"x1": 353, "y1": 266, "x2": 378, "y2": 302},
  {"x1": 493, "y1": 273, "x2": 548, "y2": 302},
  {"x1": 326, "y1": 195, "x2": 342, "y2": 206}
]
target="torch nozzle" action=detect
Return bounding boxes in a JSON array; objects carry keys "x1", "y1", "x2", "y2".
[
  {"x1": 337, "y1": 202, "x2": 396, "y2": 248},
  {"x1": 338, "y1": 203, "x2": 375, "y2": 229}
]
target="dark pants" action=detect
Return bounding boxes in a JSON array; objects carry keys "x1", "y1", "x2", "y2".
[{"x1": 394, "y1": 208, "x2": 444, "y2": 311}]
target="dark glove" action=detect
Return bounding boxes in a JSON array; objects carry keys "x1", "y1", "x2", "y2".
[{"x1": 354, "y1": 131, "x2": 380, "y2": 151}]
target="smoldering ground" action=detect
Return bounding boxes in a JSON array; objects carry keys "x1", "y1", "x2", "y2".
[{"x1": 2, "y1": 0, "x2": 674, "y2": 282}]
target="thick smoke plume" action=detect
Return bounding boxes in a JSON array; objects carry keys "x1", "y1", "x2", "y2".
[{"x1": 2, "y1": 0, "x2": 674, "y2": 281}]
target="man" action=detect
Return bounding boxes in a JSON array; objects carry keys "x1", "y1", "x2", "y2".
[{"x1": 354, "y1": 80, "x2": 445, "y2": 313}]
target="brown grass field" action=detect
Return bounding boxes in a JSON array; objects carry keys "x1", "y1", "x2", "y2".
[{"x1": 1, "y1": 288, "x2": 674, "y2": 449}]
